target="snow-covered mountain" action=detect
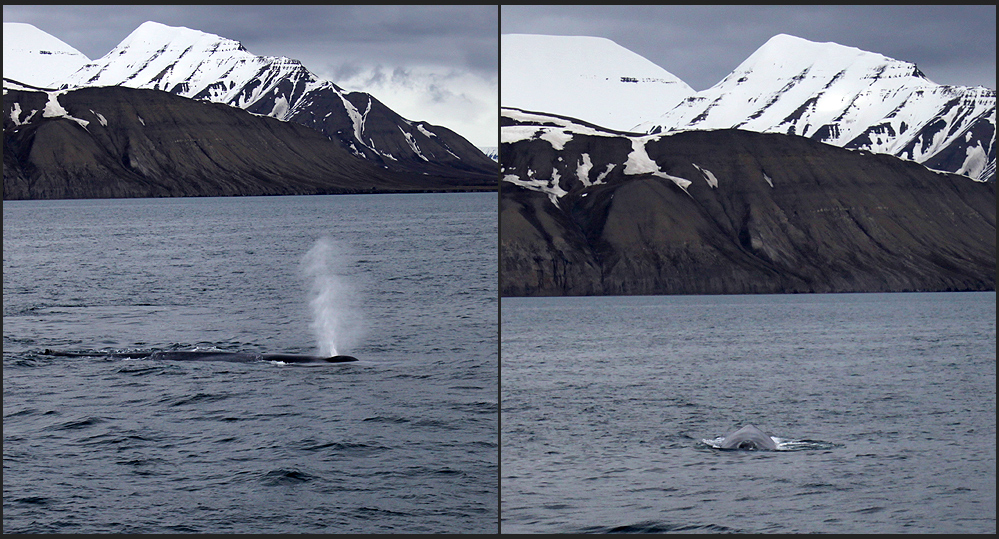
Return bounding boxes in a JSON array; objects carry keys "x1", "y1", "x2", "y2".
[
  {"x1": 637, "y1": 34, "x2": 995, "y2": 182},
  {"x1": 503, "y1": 33, "x2": 995, "y2": 183},
  {"x1": 501, "y1": 33, "x2": 695, "y2": 132},
  {"x1": 2, "y1": 22, "x2": 90, "y2": 88},
  {"x1": 61, "y1": 22, "x2": 318, "y2": 110},
  {"x1": 50, "y1": 21, "x2": 495, "y2": 180}
]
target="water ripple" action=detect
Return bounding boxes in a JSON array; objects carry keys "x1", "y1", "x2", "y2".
[{"x1": 260, "y1": 468, "x2": 318, "y2": 486}]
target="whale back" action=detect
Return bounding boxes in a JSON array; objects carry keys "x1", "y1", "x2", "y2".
[
  {"x1": 261, "y1": 353, "x2": 358, "y2": 363},
  {"x1": 149, "y1": 351, "x2": 359, "y2": 363},
  {"x1": 719, "y1": 424, "x2": 777, "y2": 450},
  {"x1": 42, "y1": 349, "x2": 358, "y2": 364},
  {"x1": 149, "y1": 351, "x2": 262, "y2": 362}
]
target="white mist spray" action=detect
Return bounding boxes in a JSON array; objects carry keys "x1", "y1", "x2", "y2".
[{"x1": 301, "y1": 236, "x2": 362, "y2": 357}]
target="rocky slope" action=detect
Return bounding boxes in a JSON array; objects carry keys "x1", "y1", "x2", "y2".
[
  {"x1": 501, "y1": 108, "x2": 996, "y2": 296},
  {"x1": 4, "y1": 85, "x2": 495, "y2": 200}
]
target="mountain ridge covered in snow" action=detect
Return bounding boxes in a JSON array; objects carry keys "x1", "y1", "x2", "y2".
[
  {"x1": 502, "y1": 32, "x2": 995, "y2": 182},
  {"x1": 638, "y1": 33, "x2": 995, "y2": 183},
  {"x1": 60, "y1": 22, "x2": 319, "y2": 112},
  {"x1": 6, "y1": 21, "x2": 495, "y2": 181}
]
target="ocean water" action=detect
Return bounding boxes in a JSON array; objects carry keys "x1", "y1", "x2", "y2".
[
  {"x1": 3, "y1": 193, "x2": 498, "y2": 533},
  {"x1": 501, "y1": 292, "x2": 996, "y2": 534}
]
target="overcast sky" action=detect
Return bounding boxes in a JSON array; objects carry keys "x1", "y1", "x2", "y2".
[
  {"x1": 3, "y1": 4, "x2": 499, "y2": 147},
  {"x1": 501, "y1": 5, "x2": 996, "y2": 91}
]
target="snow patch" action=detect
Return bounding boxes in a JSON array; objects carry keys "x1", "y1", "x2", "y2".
[
  {"x1": 90, "y1": 109, "x2": 108, "y2": 126},
  {"x1": 8, "y1": 102, "x2": 37, "y2": 126},
  {"x1": 416, "y1": 122, "x2": 437, "y2": 138},
  {"x1": 503, "y1": 171, "x2": 569, "y2": 206},
  {"x1": 42, "y1": 91, "x2": 69, "y2": 118},
  {"x1": 692, "y1": 163, "x2": 719, "y2": 188},
  {"x1": 41, "y1": 91, "x2": 89, "y2": 127},
  {"x1": 956, "y1": 142, "x2": 988, "y2": 180},
  {"x1": 595, "y1": 163, "x2": 615, "y2": 183},
  {"x1": 269, "y1": 95, "x2": 289, "y2": 118},
  {"x1": 622, "y1": 137, "x2": 658, "y2": 175},
  {"x1": 623, "y1": 137, "x2": 691, "y2": 190},
  {"x1": 501, "y1": 125, "x2": 542, "y2": 144},
  {"x1": 577, "y1": 153, "x2": 594, "y2": 186},
  {"x1": 540, "y1": 129, "x2": 573, "y2": 150},
  {"x1": 400, "y1": 126, "x2": 429, "y2": 161}
]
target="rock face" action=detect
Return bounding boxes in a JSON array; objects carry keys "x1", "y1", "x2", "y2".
[
  {"x1": 4, "y1": 86, "x2": 495, "y2": 200},
  {"x1": 500, "y1": 109, "x2": 996, "y2": 296}
]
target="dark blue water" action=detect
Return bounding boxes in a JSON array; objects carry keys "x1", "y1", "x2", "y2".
[
  {"x1": 3, "y1": 193, "x2": 497, "y2": 533},
  {"x1": 501, "y1": 293, "x2": 996, "y2": 533}
]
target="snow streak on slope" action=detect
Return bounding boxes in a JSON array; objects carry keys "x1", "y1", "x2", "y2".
[
  {"x1": 637, "y1": 34, "x2": 996, "y2": 182},
  {"x1": 501, "y1": 34, "x2": 695, "y2": 132},
  {"x1": 3, "y1": 22, "x2": 91, "y2": 88}
]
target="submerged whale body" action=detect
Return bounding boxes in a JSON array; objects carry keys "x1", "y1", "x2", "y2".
[
  {"x1": 42, "y1": 349, "x2": 358, "y2": 363},
  {"x1": 148, "y1": 351, "x2": 359, "y2": 363},
  {"x1": 718, "y1": 425, "x2": 778, "y2": 450}
]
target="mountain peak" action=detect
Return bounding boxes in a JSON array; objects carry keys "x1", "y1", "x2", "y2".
[
  {"x1": 38, "y1": 20, "x2": 497, "y2": 181},
  {"x1": 116, "y1": 20, "x2": 248, "y2": 58},
  {"x1": 501, "y1": 33, "x2": 695, "y2": 132},
  {"x1": 761, "y1": 33, "x2": 842, "y2": 48},
  {"x1": 60, "y1": 20, "x2": 305, "y2": 101},
  {"x1": 632, "y1": 32, "x2": 993, "y2": 182},
  {"x1": 2, "y1": 22, "x2": 91, "y2": 88},
  {"x1": 3, "y1": 22, "x2": 87, "y2": 54},
  {"x1": 725, "y1": 33, "x2": 917, "y2": 88},
  {"x1": 759, "y1": 33, "x2": 873, "y2": 55}
]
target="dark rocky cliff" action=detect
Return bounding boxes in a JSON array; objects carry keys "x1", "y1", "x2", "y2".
[
  {"x1": 501, "y1": 127, "x2": 995, "y2": 296},
  {"x1": 4, "y1": 86, "x2": 496, "y2": 200}
]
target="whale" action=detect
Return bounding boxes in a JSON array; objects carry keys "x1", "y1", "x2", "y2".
[
  {"x1": 42, "y1": 349, "x2": 358, "y2": 363},
  {"x1": 718, "y1": 425, "x2": 778, "y2": 450}
]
